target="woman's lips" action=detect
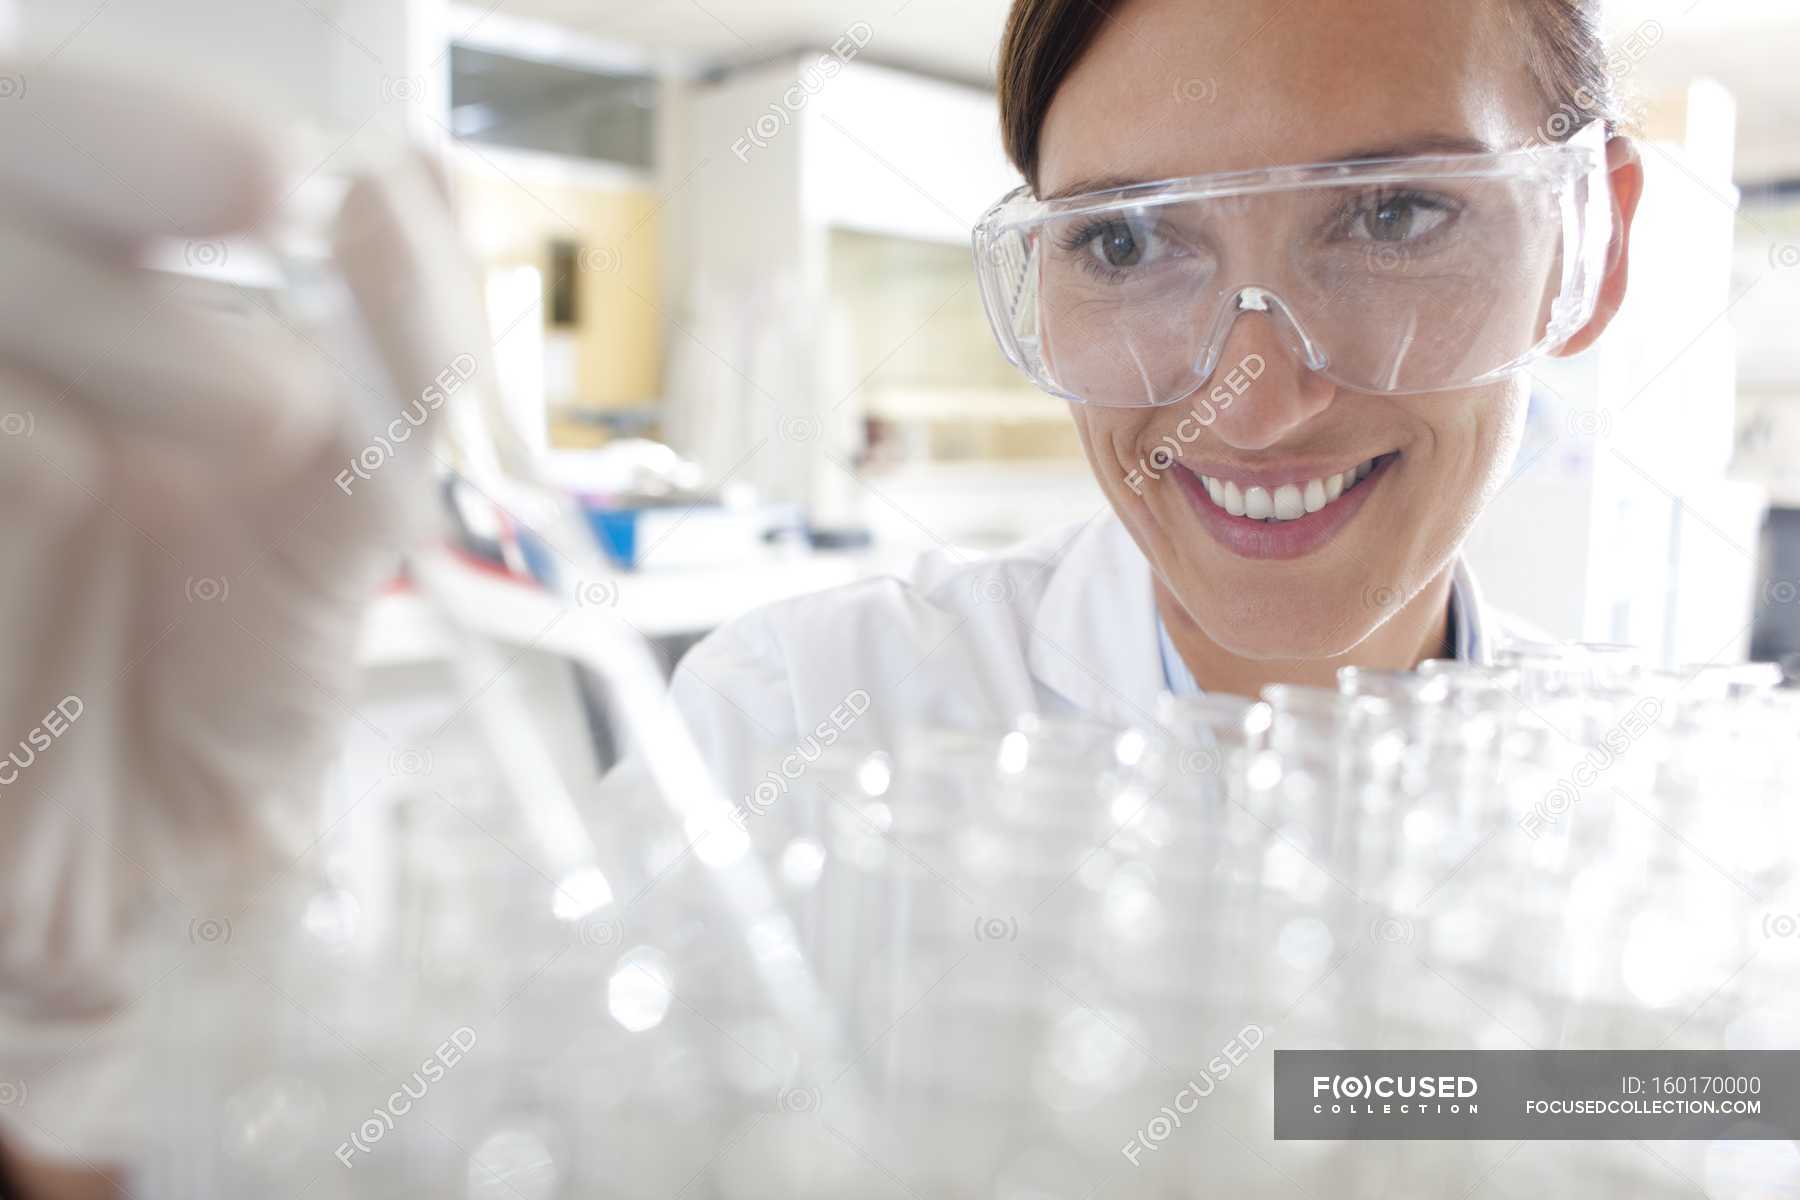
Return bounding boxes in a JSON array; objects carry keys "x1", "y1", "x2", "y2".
[{"x1": 1173, "y1": 454, "x2": 1396, "y2": 560}]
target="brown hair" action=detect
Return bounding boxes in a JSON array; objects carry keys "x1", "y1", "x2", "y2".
[{"x1": 996, "y1": 0, "x2": 1622, "y2": 187}]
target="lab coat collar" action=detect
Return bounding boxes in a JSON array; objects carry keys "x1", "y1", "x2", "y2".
[
  {"x1": 1025, "y1": 515, "x2": 1170, "y2": 726},
  {"x1": 1449, "y1": 556, "x2": 1494, "y2": 666}
]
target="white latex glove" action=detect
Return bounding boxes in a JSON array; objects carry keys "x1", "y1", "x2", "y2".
[{"x1": 0, "y1": 59, "x2": 494, "y2": 1167}]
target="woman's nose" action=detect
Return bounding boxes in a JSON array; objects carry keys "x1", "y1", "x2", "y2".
[{"x1": 1201, "y1": 309, "x2": 1338, "y2": 451}]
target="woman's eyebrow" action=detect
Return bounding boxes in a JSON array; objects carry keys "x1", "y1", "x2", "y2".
[
  {"x1": 1327, "y1": 133, "x2": 1503, "y2": 162},
  {"x1": 1041, "y1": 173, "x2": 1142, "y2": 201},
  {"x1": 1039, "y1": 134, "x2": 1504, "y2": 201}
]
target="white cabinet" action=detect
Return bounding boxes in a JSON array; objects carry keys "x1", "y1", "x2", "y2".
[
  {"x1": 1466, "y1": 79, "x2": 1767, "y2": 664},
  {"x1": 668, "y1": 59, "x2": 1026, "y2": 532}
]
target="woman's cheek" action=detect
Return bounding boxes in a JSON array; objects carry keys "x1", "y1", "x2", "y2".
[
  {"x1": 1071, "y1": 406, "x2": 1153, "y2": 500},
  {"x1": 1400, "y1": 380, "x2": 1528, "y2": 560}
]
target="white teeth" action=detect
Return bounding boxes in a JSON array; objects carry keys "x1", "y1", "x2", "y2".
[
  {"x1": 1197, "y1": 457, "x2": 1385, "y2": 524},
  {"x1": 1303, "y1": 478, "x2": 1326, "y2": 513}
]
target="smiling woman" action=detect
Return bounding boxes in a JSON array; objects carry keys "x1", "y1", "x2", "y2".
[
  {"x1": 628, "y1": 0, "x2": 1652, "y2": 802},
  {"x1": 968, "y1": 0, "x2": 1645, "y2": 695}
]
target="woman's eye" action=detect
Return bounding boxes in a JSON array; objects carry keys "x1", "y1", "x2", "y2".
[
  {"x1": 1353, "y1": 194, "x2": 1452, "y2": 243},
  {"x1": 1089, "y1": 219, "x2": 1148, "y2": 268}
]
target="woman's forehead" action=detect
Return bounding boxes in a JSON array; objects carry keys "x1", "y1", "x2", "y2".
[{"x1": 1036, "y1": 0, "x2": 1546, "y2": 192}]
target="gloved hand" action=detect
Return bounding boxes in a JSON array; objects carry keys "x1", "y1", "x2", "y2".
[{"x1": 0, "y1": 58, "x2": 495, "y2": 1166}]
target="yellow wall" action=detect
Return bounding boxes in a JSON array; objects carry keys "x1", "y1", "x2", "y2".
[{"x1": 452, "y1": 158, "x2": 662, "y2": 410}]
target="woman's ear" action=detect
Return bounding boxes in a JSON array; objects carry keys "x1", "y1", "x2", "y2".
[{"x1": 1553, "y1": 135, "x2": 1646, "y2": 357}]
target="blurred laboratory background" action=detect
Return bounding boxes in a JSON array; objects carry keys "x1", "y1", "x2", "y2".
[
  {"x1": 8, "y1": 6, "x2": 1800, "y2": 1196},
  {"x1": 12, "y1": 0, "x2": 1800, "y2": 671}
]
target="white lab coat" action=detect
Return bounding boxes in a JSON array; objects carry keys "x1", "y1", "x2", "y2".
[{"x1": 664, "y1": 512, "x2": 1520, "y2": 800}]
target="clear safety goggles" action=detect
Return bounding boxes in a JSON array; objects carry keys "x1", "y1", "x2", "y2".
[{"x1": 972, "y1": 123, "x2": 1613, "y2": 405}]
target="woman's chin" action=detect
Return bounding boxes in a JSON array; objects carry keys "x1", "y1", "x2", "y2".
[{"x1": 1176, "y1": 583, "x2": 1385, "y2": 665}]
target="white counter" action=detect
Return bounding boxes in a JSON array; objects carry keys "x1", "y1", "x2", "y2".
[{"x1": 356, "y1": 550, "x2": 891, "y2": 669}]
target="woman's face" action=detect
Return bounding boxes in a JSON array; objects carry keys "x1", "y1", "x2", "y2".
[{"x1": 1039, "y1": 0, "x2": 1553, "y2": 660}]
